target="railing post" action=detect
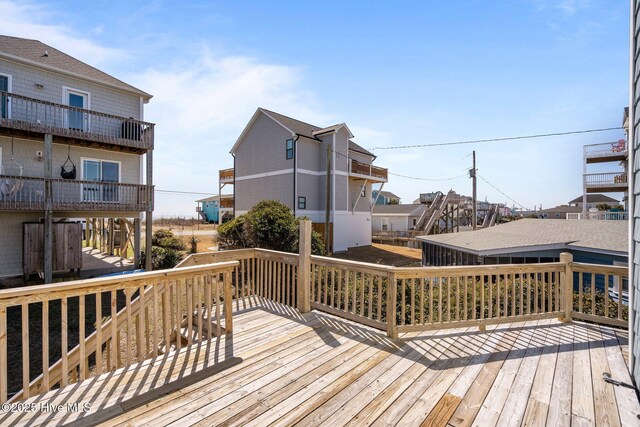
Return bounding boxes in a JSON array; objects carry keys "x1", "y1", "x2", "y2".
[
  {"x1": 224, "y1": 270, "x2": 233, "y2": 333},
  {"x1": 297, "y1": 220, "x2": 312, "y2": 313},
  {"x1": 560, "y1": 252, "x2": 573, "y2": 322},
  {"x1": 386, "y1": 271, "x2": 398, "y2": 338}
]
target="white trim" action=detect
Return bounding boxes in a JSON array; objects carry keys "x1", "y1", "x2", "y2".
[
  {"x1": 0, "y1": 72, "x2": 12, "y2": 118},
  {"x1": 294, "y1": 138, "x2": 298, "y2": 217},
  {"x1": 298, "y1": 168, "x2": 348, "y2": 177},
  {"x1": 62, "y1": 86, "x2": 91, "y2": 131},
  {"x1": 234, "y1": 168, "x2": 294, "y2": 181},
  {"x1": 139, "y1": 96, "x2": 144, "y2": 120},
  {"x1": 332, "y1": 134, "x2": 336, "y2": 250}
]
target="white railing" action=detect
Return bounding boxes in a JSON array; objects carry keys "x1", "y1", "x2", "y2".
[
  {"x1": 584, "y1": 172, "x2": 628, "y2": 189},
  {"x1": 566, "y1": 212, "x2": 628, "y2": 220},
  {"x1": 584, "y1": 140, "x2": 627, "y2": 159}
]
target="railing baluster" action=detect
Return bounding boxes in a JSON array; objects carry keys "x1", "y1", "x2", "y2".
[
  {"x1": 79, "y1": 295, "x2": 86, "y2": 380},
  {"x1": 176, "y1": 279, "x2": 182, "y2": 350},
  {"x1": 95, "y1": 294, "x2": 103, "y2": 375},
  {"x1": 152, "y1": 284, "x2": 159, "y2": 356},
  {"x1": 604, "y1": 274, "x2": 610, "y2": 318},
  {"x1": 21, "y1": 303, "x2": 30, "y2": 398},
  {"x1": 360, "y1": 274, "x2": 366, "y2": 318},
  {"x1": 0, "y1": 305, "x2": 5, "y2": 403},
  {"x1": 42, "y1": 300, "x2": 50, "y2": 391},
  {"x1": 205, "y1": 275, "x2": 213, "y2": 341},
  {"x1": 368, "y1": 274, "x2": 374, "y2": 319},
  {"x1": 617, "y1": 275, "x2": 623, "y2": 320},
  {"x1": 61, "y1": 297, "x2": 68, "y2": 386}
]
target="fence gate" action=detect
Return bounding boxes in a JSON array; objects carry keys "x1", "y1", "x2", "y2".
[{"x1": 23, "y1": 222, "x2": 82, "y2": 279}]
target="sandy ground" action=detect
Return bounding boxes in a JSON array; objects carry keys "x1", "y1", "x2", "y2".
[
  {"x1": 150, "y1": 223, "x2": 218, "y2": 253},
  {"x1": 330, "y1": 243, "x2": 422, "y2": 267}
]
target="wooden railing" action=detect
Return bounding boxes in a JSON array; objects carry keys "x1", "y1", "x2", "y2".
[
  {"x1": 219, "y1": 197, "x2": 234, "y2": 209},
  {"x1": 350, "y1": 159, "x2": 388, "y2": 181},
  {"x1": 0, "y1": 261, "x2": 236, "y2": 403},
  {"x1": 0, "y1": 175, "x2": 153, "y2": 212},
  {"x1": 219, "y1": 168, "x2": 234, "y2": 182},
  {"x1": 0, "y1": 91, "x2": 154, "y2": 151},
  {"x1": 2, "y1": 221, "x2": 629, "y2": 404}
]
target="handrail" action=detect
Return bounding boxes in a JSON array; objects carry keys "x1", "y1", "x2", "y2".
[
  {"x1": 2, "y1": 261, "x2": 237, "y2": 403},
  {"x1": 0, "y1": 91, "x2": 154, "y2": 151}
]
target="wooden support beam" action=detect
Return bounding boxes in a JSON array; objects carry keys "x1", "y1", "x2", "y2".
[{"x1": 297, "y1": 220, "x2": 311, "y2": 313}]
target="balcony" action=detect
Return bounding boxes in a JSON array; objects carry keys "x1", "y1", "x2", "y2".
[
  {"x1": 0, "y1": 174, "x2": 153, "y2": 212},
  {"x1": 0, "y1": 244, "x2": 635, "y2": 425},
  {"x1": 219, "y1": 168, "x2": 234, "y2": 184},
  {"x1": 584, "y1": 140, "x2": 628, "y2": 164},
  {"x1": 584, "y1": 172, "x2": 628, "y2": 193},
  {"x1": 350, "y1": 159, "x2": 388, "y2": 182},
  {"x1": 219, "y1": 195, "x2": 234, "y2": 209},
  {"x1": 0, "y1": 91, "x2": 154, "y2": 153}
]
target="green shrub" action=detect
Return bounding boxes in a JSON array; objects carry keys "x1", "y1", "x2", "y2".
[{"x1": 218, "y1": 200, "x2": 325, "y2": 255}]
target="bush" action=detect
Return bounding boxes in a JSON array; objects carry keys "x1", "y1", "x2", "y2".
[
  {"x1": 218, "y1": 200, "x2": 325, "y2": 255},
  {"x1": 139, "y1": 229, "x2": 186, "y2": 270}
]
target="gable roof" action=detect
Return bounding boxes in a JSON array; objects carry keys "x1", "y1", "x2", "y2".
[
  {"x1": 0, "y1": 35, "x2": 152, "y2": 99},
  {"x1": 231, "y1": 108, "x2": 375, "y2": 157},
  {"x1": 374, "y1": 190, "x2": 400, "y2": 200},
  {"x1": 196, "y1": 196, "x2": 219, "y2": 203},
  {"x1": 373, "y1": 204, "x2": 426, "y2": 215},
  {"x1": 417, "y1": 218, "x2": 627, "y2": 256},
  {"x1": 540, "y1": 205, "x2": 582, "y2": 214},
  {"x1": 568, "y1": 194, "x2": 619, "y2": 204}
]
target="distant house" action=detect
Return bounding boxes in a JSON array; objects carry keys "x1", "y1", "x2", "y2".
[
  {"x1": 539, "y1": 205, "x2": 582, "y2": 219},
  {"x1": 417, "y1": 218, "x2": 627, "y2": 267},
  {"x1": 372, "y1": 190, "x2": 400, "y2": 205},
  {"x1": 225, "y1": 108, "x2": 388, "y2": 252},
  {"x1": 196, "y1": 195, "x2": 233, "y2": 223},
  {"x1": 372, "y1": 204, "x2": 427, "y2": 232},
  {"x1": 568, "y1": 194, "x2": 620, "y2": 210}
]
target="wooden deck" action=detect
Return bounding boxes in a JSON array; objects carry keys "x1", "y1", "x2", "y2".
[{"x1": 2, "y1": 297, "x2": 638, "y2": 426}]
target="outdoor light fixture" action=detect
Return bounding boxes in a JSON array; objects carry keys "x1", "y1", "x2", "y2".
[{"x1": 34, "y1": 83, "x2": 44, "y2": 89}]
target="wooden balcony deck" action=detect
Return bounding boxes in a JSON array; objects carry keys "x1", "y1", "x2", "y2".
[{"x1": 3, "y1": 296, "x2": 637, "y2": 427}]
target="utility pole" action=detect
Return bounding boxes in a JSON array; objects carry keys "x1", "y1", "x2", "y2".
[
  {"x1": 325, "y1": 143, "x2": 332, "y2": 252},
  {"x1": 470, "y1": 151, "x2": 477, "y2": 230}
]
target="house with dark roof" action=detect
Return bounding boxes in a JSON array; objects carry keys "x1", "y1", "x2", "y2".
[
  {"x1": 417, "y1": 218, "x2": 627, "y2": 267},
  {"x1": 371, "y1": 190, "x2": 400, "y2": 205},
  {"x1": 0, "y1": 35, "x2": 154, "y2": 280},
  {"x1": 222, "y1": 108, "x2": 388, "y2": 252},
  {"x1": 567, "y1": 194, "x2": 620, "y2": 210}
]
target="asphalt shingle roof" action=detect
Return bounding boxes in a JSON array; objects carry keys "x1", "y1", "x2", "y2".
[
  {"x1": 417, "y1": 218, "x2": 627, "y2": 255},
  {"x1": 568, "y1": 194, "x2": 619, "y2": 204},
  {"x1": 0, "y1": 35, "x2": 151, "y2": 99}
]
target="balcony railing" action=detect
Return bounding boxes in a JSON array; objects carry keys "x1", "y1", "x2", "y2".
[
  {"x1": 584, "y1": 140, "x2": 627, "y2": 162},
  {"x1": 0, "y1": 91, "x2": 154, "y2": 151},
  {"x1": 350, "y1": 159, "x2": 388, "y2": 181},
  {"x1": 584, "y1": 172, "x2": 628, "y2": 192},
  {"x1": 219, "y1": 168, "x2": 234, "y2": 183},
  {"x1": 219, "y1": 197, "x2": 234, "y2": 209},
  {"x1": 566, "y1": 211, "x2": 629, "y2": 220},
  {"x1": 0, "y1": 175, "x2": 153, "y2": 212}
]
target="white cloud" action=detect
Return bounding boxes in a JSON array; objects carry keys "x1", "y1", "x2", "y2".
[{"x1": 0, "y1": 0, "x2": 126, "y2": 66}]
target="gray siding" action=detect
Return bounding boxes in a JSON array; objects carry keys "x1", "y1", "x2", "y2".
[
  {"x1": 235, "y1": 173, "x2": 293, "y2": 212},
  {"x1": 0, "y1": 59, "x2": 141, "y2": 119},
  {"x1": 348, "y1": 180, "x2": 371, "y2": 212},
  {"x1": 632, "y1": 0, "x2": 640, "y2": 387},
  {"x1": 297, "y1": 137, "x2": 323, "y2": 172},
  {"x1": 235, "y1": 112, "x2": 294, "y2": 176},
  {"x1": 0, "y1": 135, "x2": 141, "y2": 184},
  {"x1": 0, "y1": 212, "x2": 42, "y2": 277},
  {"x1": 296, "y1": 173, "x2": 323, "y2": 211}
]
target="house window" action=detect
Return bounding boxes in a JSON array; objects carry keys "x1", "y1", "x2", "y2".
[
  {"x1": 0, "y1": 74, "x2": 10, "y2": 119},
  {"x1": 412, "y1": 218, "x2": 417, "y2": 226},
  {"x1": 82, "y1": 159, "x2": 120, "y2": 202},
  {"x1": 298, "y1": 196, "x2": 306, "y2": 209},
  {"x1": 382, "y1": 217, "x2": 389, "y2": 231},
  {"x1": 286, "y1": 139, "x2": 294, "y2": 159}
]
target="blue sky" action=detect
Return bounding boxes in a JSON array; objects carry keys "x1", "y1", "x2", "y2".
[{"x1": 1, "y1": 0, "x2": 629, "y2": 216}]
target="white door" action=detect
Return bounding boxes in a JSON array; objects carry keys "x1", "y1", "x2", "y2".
[{"x1": 65, "y1": 89, "x2": 89, "y2": 131}]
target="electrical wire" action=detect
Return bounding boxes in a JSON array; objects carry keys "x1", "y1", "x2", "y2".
[
  {"x1": 476, "y1": 173, "x2": 530, "y2": 211},
  {"x1": 368, "y1": 126, "x2": 622, "y2": 150},
  {"x1": 388, "y1": 171, "x2": 468, "y2": 181}
]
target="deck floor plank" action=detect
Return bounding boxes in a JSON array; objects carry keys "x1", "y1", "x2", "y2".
[{"x1": 2, "y1": 298, "x2": 637, "y2": 427}]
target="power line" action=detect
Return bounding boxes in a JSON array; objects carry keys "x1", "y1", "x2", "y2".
[
  {"x1": 369, "y1": 126, "x2": 622, "y2": 150},
  {"x1": 388, "y1": 171, "x2": 468, "y2": 182},
  {"x1": 155, "y1": 189, "x2": 216, "y2": 196},
  {"x1": 476, "y1": 173, "x2": 530, "y2": 211}
]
